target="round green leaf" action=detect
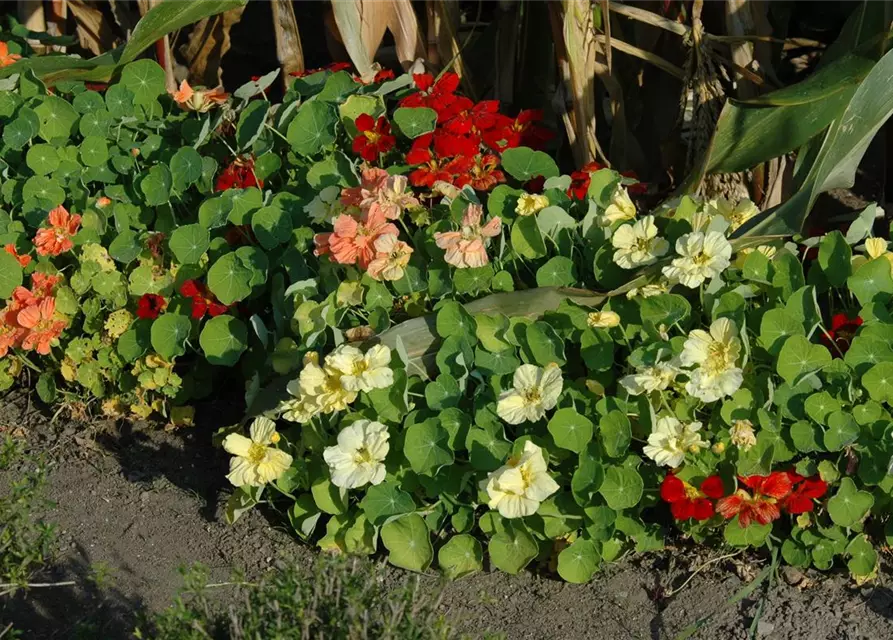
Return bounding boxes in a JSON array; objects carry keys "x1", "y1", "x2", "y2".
[
  {"x1": 789, "y1": 420, "x2": 824, "y2": 453},
  {"x1": 862, "y1": 361, "x2": 893, "y2": 403},
  {"x1": 524, "y1": 321, "x2": 565, "y2": 366},
  {"x1": 169, "y1": 223, "x2": 210, "y2": 265},
  {"x1": 72, "y1": 90, "x2": 106, "y2": 115},
  {"x1": 236, "y1": 100, "x2": 271, "y2": 151},
  {"x1": 140, "y1": 164, "x2": 172, "y2": 206},
  {"x1": 847, "y1": 535, "x2": 877, "y2": 577},
  {"x1": 818, "y1": 230, "x2": 852, "y2": 286},
  {"x1": 781, "y1": 539, "x2": 811, "y2": 567},
  {"x1": 511, "y1": 215, "x2": 546, "y2": 259},
  {"x1": 199, "y1": 315, "x2": 248, "y2": 367},
  {"x1": 120, "y1": 59, "x2": 166, "y2": 105},
  {"x1": 403, "y1": 419, "x2": 454, "y2": 476},
  {"x1": 823, "y1": 410, "x2": 860, "y2": 451},
  {"x1": 572, "y1": 443, "x2": 604, "y2": 506},
  {"x1": 287, "y1": 101, "x2": 337, "y2": 156},
  {"x1": 724, "y1": 518, "x2": 771, "y2": 547},
  {"x1": 22, "y1": 176, "x2": 64, "y2": 205},
  {"x1": 149, "y1": 313, "x2": 192, "y2": 361},
  {"x1": 424, "y1": 373, "x2": 461, "y2": 410},
  {"x1": 170, "y1": 146, "x2": 203, "y2": 192},
  {"x1": 536, "y1": 256, "x2": 576, "y2": 286},
  {"x1": 488, "y1": 524, "x2": 538, "y2": 574},
  {"x1": 501, "y1": 146, "x2": 559, "y2": 180},
  {"x1": 827, "y1": 478, "x2": 874, "y2": 527},
  {"x1": 251, "y1": 205, "x2": 293, "y2": 250},
  {"x1": 79, "y1": 136, "x2": 109, "y2": 167},
  {"x1": 776, "y1": 335, "x2": 831, "y2": 384},
  {"x1": 198, "y1": 194, "x2": 233, "y2": 229},
  {"x1": 557, "y1": 538, "x2": 601, "y2": 583},
  {"x1": 803, "y1": 391, "x2": 841, "y2": 426},
  {"x1": 393, "y1": 107, "x2": 437, "y2": 139},
  {"x1": 848, "y1": 257, "x2": 893, "y2": 306},
  {"x1": 25, "y1": 144, "x2": 60, "y2": 175},
  {"x1": 547, "y1": 407, "x2": 593, "y2": 454},
  {"x1": 381, "y1": 513, "x2": 433, "y2": 572},
  {"x1": 0, "y1": 252, "x2": 24, "y2": 298},
  {"x1": 208, "y1": 252, "x2": 253, "y2": 305},
  {"x1": 359, "y1": 482, "x2": 416, "y2": 526},
  {"x1": 311, "y1": 476, "x2": 347, "y2": 514},
  {"x1": 599, "y1": 410, "x2": 631, "y2": 458},
  {"x1": 436, "y1": 300, "x2": 477, "y2": 342},
  {"x1": 105, "y1": 84, "x2": 135, "y2": 118},
  {"x1": 438, "y1": 534, "x2": 483, "y2": 580},
  {"x1": 34, "y1": 96, "x2": 79, "y2": 141},
  {"x1": 598, "y1": 466, "x2": 643, "y2": 510}
]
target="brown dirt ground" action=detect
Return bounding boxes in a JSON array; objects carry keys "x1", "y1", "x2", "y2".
[{"x1": 1, "y1": 391, "x2": 892, "y2": 640}]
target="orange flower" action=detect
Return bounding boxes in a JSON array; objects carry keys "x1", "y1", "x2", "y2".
[
  {"x1": 96, "y1": 196, "x2": 112, "y2": 208},
  {"x1": 34, "y1": 206, "x2": 81, "y2": 256},
  {"x1": 171, "y1": 80, "x2": 229, "y2": 113},
  {"x1": 716, "y1": 472, "x2": 793, "y2": 528},
  {"x1": 0, "y1": 41, "x2": 21, "y2": 68},
  {"x1": 4, "y1": 244, "x2": 31, "y2": 267},
  {"x1": 30, "y1": 272, "x2": 61, "y2": 298},
  {"x1": 17, "y1": 298, "x2": 66, "y2": 355},
  {"x1": 315, "y1": 208, "x2": 399, "y2": 270}
]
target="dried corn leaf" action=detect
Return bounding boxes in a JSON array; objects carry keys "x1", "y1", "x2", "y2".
[
  {"x1": 559, "y1": 0, "x2": 599, "y2": 166},
  {"x1": 271, "y1": 0, "x2": 303, "y2": 87},
  {"x1": 69, "y1": 0, "x2": 119, "y2": 56},
  {"x1": 180, "y1": 6, "x2": 246, "y2": 87}
]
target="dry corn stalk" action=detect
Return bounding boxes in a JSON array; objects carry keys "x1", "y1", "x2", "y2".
[
  {"x1": 330, "y1": 0, "x2": 424, "y2": 80},
  {"x1": 271, "y1": 0, "x2": 304, "y2": 89}
]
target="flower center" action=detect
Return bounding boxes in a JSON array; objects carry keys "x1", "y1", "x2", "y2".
[
  {"x1": 634, "y1": 237, "x2": 652, "y2": 253},
  {"x1": 704, "y1": 340, "x2": 735, "y2": 375},
  {"x1": 522, "y1": 388, "x2": 542, "y2": 404},
  {"x1": 353, "y1": 446, "x2": 375, "y2": 465},
  {"x1": 363, "y1": 130, "x2": 381, "y2": 143},
  {"x1": 247, "y1": 443, "x2": 267, "y2": 464},
  {"x1": 682, "y1": 482, "x2": 702, "y2": 500},
  {"x1": 351, "y1": 359, "x2": 368, "y2": 376},
  {"x1": 691, "y1": 251, "x2": 711, "y2": 266}
]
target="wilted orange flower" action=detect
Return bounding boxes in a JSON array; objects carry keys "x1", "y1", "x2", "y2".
[
  {"x1": 171, "y1": 80, "x2": 229, "y2": 113},
  {"x1": 34, "y1": 206, "x2": 81, "y2": 256},
  {"x1": 96, "y1": 196, "x2": 112, "y2": 208},
  {"x1": 0, "y1": 42, "x2": 21, "y2": 68},
  {"x1": 4, "y1": 244, "x2": 31, "y2": 267}
]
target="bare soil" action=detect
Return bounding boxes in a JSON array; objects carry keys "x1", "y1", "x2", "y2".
[{"x1": 2, "y1": 391, "x2": 892, "y2": 640}]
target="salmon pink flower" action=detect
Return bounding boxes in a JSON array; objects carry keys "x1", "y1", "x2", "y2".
[
  {"x1": 0, "y1": 41, "x2": 21, "y2": 68},
  {"x1": 716, "y1": 472, "x2": 794, "y2": 527},
  {"x1": 342, "y1": 169, "x2": 420, "y2": 220},
  {"x1": 782, "y1": 473, "x2": 828, "y2": 514},
  {"x1": 661, "y1": 474, "x2": 725, "y2": 521},
  {"x1": 17, "y1": 298, "x2": 66, "y2": 355},
  {"x1": 34, "y1": 206, "x2": 81, "y2": 256},
  {"x1": 4, "y1": 244, "x2": 31, "y2": 267},
  {"x1": 434, "y1": 204, "x2": 502, "y2": 269},
  {"x1": 352, "y1": 114, "x2": 396, "y2": 162},
  {"x1": 366, "y1": 234, "x2": 413, "y2": 281},
  {"x1": 180, "y1": 280, "x2": 228, "y2": 319},
  {"x1": 315, "y1": 208, "x2": 399, "y2": 269},
  {"x1": 170, "y1": 80, "x2": 229, "y2": 112},
  {"x1": 137, "y1": 294, "x2": 166, "y2": 320}
]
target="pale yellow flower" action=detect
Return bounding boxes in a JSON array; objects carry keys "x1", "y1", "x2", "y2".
[
  {"x1": 620, "y1": 360, "x2": 680, "y2": 395},
  {"x1": 625, "y1": 281, "x2": 670, "y2": 300},
  {"x1": 587, "y1": 311, "x2": 620, "y2": 329},
  {"x1": 866, "y1": 237, "x2": 888, "y2": 259},
  {"x1": 515, "y1": 193, "x2": 550, "y2": 217},
  {"x1": 481, "y1": 441, "x2": 559, "y2": 518},
  {"x1": 662, "y1": 231, "x2": 732, "y2": 288},
  {"x1": 323, "y1": 419, "x2": 390, "y2": 489},
  {"x1": 612, "y1": 215, "x2": 669, "y2": 269},
  {"x1": 730, "y1": 419, "x2": 757, "y2": 451},
  {"x1": 496, "y1": 363, "x2": 563, "y2": 425},
  {"x1": 704, "y1": 197, "x2": 759, "y2": 231},
  {"x1": 643, "y1": 416, "x2": 708, "y2": 468},
  {"x1": 680, "y1": 318, "x2": 743, "y2": 403},
  {"x1": 326, "y1": 344, "x2": 393, "y2": 393},
  {"x1": 223, "y1": 417, "x2": 293, "y2": 487},
  {"x1": 600, "y1": 185, "x2": 636, "y2": 226}
]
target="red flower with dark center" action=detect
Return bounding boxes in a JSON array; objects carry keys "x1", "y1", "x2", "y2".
[
  {"x1": 661, "y1": 474, "x2": 725, "y2": 521},
  {"x1": 406, "y1": 133, "x2": 476, "y2": 187},
  {"x1": 352, "y1": 114, "x2": 396, "y2": 162},
  {"x1": 716, "y1": 472, "x2": 793, "y2": 527},
  {"x1": 820, "y1": 313, "x2": 862, "y2": 354},
  {"x1": 180, "y1": 280, "x2": 228, "y2": 319},
  {"x1": 782, "y1": 475, "x2": 828, "y2": 514},
  {"x1": 215, "y1": 157, "x2": 263, "y2": 192},
  {"x1": 567, "y1": 162, "x2": 604, "y2": 199},
  {"x1": 399, "y1": 72, "x2": 460, "y2": 113},
  {"x1": 455, "y1": 154, "x2": 506, "y2": 191},
  {"x1": 137, "y1": 294, "x2": 166, "y2": 320}
]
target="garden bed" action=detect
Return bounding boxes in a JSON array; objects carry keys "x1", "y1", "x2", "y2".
[{"x1": 1, "y1": 394, "x2": 891, "y2": 640}]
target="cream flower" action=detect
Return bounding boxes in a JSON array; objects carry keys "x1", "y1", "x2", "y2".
[
  {"x1": 223, "y1": 417, "x2": 293, "y2": 487},
  {"x1": 326, "y1": 344, "x2": 393, "y2": 393},
  {"x1": 730, "y1": 419, "x2": 757, "y2": 451},
  {"x1": 704, "y1": 197, "x2": 758, "y2": 232},
  {"x1": 323, "y1": 419, "x2": 390, "y2": 489},
  {"x1": 662, "y1": 231, "x2": 732, "y2": 288},
  {"x1": 600, "y1": 185, "x2": 636, "y2": 226},
  {"x1": 611, "y1": 215, "x2": 669, "y2": 269},
  {"x1": 866, "y1": 237, "x2": 888, "y2": 259},
  {"x1": 292, "y1": 352, "x2": 357, "y2": 414},
  {"x1": 735, "y1": 244, "x2": 777, "y2": 268},
  {"x1": 279, "y1": 396, "x2": 319, "y2": 424},
  {"x1": 620, "y1": 360, "x2": 680, "y2": 395},
  {"x1": 304, "y1": 186, "x2": 344, "y2": 224},
  {"x1": 481, "y1": 441, "x2": 560, "y2": 518},
  {"x1": 366, "y1": 234, "x2": 413, "y2": 281},
  {"x1": 515, "y1": 193, "x2": 550, "y2": 217},
  {"x1": 680, "y1": 318, "x2": 743, "y2": 403},
  {"x1": 587, "y1": 310, "x2": 620, "y2": 329},
  {"x1": 625, "y1": 281, "x2": 671, "y2": 299},
  {"x1": 642, "y1": 416, "x2": 708, "y2": 468},
  {"x1": 497, "y1": 363, "x2": 563, "y2": 425}
]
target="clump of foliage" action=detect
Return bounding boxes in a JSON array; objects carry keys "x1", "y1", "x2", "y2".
[
  {"x1": 137, "y1": 555, "x2": 471, "y2": 640},
  {"x1": 0, "y1": 436, "x2": 55, "y2": 596}
]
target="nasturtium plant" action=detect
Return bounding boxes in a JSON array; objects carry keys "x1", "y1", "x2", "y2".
[{"x1": 1, "y1": 43, "x2": 891, "y2": 586}]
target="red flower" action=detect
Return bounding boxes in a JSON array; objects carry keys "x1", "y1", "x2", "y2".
[
  {"x1": 782, "y1": 474, "x2": 828, "y2": 514},
  {"x1": 661, "y1": 474, "x2": 724, "y2": 521},
  {"x1": 455, "y1": 154, "x2": 505, "y2": 191},
  {"x1": 215, "y1": 156, "x2": 263, "y2": 192},
  {"x1": 442, "y1": 98, "x2": 501, "y2": 135},
  {"x1": 399, "y1": 72, "x2": 460, "y2": 113},
  {"x1": 352, "y1": 114, "x2": 396, "y2": 162},
  {"x1": 820, "y1": 313, "x2": 862, "y2": 354},
  {"x1": 406, "y1": 133, "x2": 475, "y2": 188},
  {"x1": 484, "y1": 109, "x2": 553, "y2": 152},
  {"x1": 180, "y1": 280, "x2": 228, "y2": 319},
  {"x1": 137, "y1": 294, "x2": 166, "y2": 320},
  {"x1": 373, "y1": 69, "x2": 395, "y2": 83},
  {"x1": 716, "y1": 472, "x2": 793, "y2": 527},
  {"x1": 290, "y1": 62, "x2": 353, "y2": 78},
  {"x1": 621, "y1": 170, "x2": 648, "y2": 195},
  {"x1": 524, "y1": 176, "x2": 546, "y2": 194},
  {"x1": 567, "y1": 162, "x2": 604, "y2": 199}
]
